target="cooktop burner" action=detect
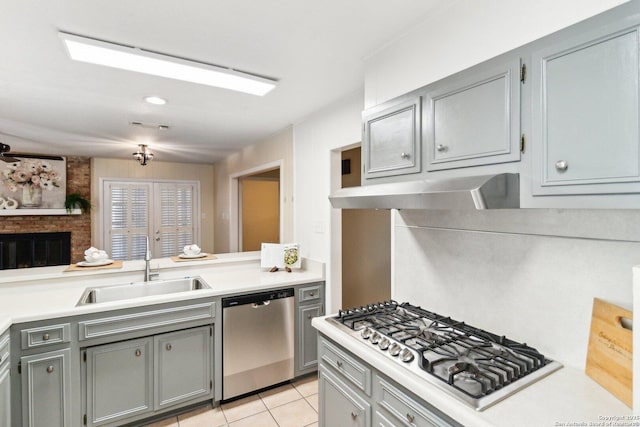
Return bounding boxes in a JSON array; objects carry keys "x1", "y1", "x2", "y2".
[{"x1": 328, "y1": 301, "x2": 562, "y2": 410}]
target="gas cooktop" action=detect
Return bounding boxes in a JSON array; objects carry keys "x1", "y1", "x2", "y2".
[{"x1": 327, "y1": 301, "x2": 562, "y2": 411}]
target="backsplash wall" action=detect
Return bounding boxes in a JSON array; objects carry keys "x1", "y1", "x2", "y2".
[
  {"x1": 392, "y1": 209, "x2": 639, "y2": 369},
  {"x1": 1, "y1": 156, "x2": 91, "y2": 263}
]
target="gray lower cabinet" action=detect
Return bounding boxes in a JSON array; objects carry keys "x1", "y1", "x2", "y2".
[
  {"x1": 86, "y1": 326, "x2": 213, "y2": 427},
  {"x1": 295, "y1": 283, "x2": 324, "y2": 376},
  {"x1": 318, "y1": 335, "x2": 461, "y2": 427},
  {"x1": 0, "y1": 330, "x2": 10, "y2": 427},
  {"x1": 86, "y1": 337, "x2": 153, "y2": 426},
  {"x1": 319, "y1": 366, "x2": 371, "y2": 427},
  {"x1": 21, "y1": 348, "x2": 71, "y2": 427},
  {"x1": 298, "y1": 304, "x2": 322, "y2": 372},
  {"x1": 531, "y1": 22, "x2": 640, "y2": 196},
  {"x1": 155, "y1": 326, "x2": 212, "y2": 409},
  {"x1": 0, "y1": 364, "x2": 9, "y2": 427}
]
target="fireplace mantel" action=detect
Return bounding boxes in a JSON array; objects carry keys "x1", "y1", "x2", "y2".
[{"x1": 0, "y1": 208, "x2": 81, "y2": 216}]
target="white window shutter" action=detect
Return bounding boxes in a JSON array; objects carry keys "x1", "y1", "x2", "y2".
[{"x1": 105, "y1": 182, "x2": 152, "y2": 260}]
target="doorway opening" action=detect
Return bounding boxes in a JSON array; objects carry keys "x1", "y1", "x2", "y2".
[
  {"x1": 238, "y1": 168, "x2": 280, "y2": 251},
  {"x1": 340, "y1": 147, "x2": 391, "y2": 308}
]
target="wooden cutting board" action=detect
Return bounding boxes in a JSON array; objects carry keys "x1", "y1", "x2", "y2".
[{"x1": 585, "y1": 298, "x2": 633, "y2": 407}]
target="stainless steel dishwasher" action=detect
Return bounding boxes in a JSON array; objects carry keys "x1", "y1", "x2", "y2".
[{"x1": 222, "y1": 288, "x2": 295, "y2": 400}]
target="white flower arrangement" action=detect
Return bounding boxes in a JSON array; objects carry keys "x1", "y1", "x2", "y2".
[{"x1": 2, "y1": 160, "x2": 61, "y2": 192}]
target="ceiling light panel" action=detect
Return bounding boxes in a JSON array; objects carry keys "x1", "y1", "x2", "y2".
[{"x1": 59, "y1": 32, "x2": 277, "y2": 96}]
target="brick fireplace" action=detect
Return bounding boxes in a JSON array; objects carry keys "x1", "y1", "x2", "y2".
[{"x1": 0, "y1": 156, "x2": 91, "y2": 264}]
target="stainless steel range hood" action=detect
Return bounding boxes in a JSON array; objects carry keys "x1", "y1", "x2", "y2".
[{"x1": 329, "y1": 173, "x2": 519, "y2": 210}]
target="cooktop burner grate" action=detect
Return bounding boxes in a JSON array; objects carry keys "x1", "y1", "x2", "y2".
[{"x1": 331, "y1": 300, "x2": 561, "y2": 409}]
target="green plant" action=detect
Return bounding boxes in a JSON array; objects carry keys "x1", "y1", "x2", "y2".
[{"x1": 65, "y1": 193, "x2": 91, "y2": 213}]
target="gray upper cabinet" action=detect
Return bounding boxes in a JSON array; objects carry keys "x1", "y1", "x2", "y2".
[
  {"x1": 531, "y1": 23, "x2": 640, "y2": 196},
  {"x1": 21, "y1": 348, "x2": 71, "y2": 427},
  {"x1": 363, "y1": 95, "x2": 421, "y2": 180},
  {"x1": 425, "y1": 57, "x2": 522, "y2": 171}
]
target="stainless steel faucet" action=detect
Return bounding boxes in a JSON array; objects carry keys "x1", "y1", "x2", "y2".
[{"x1": 144, "y1": 236, "x2": 159, "y2": 282}]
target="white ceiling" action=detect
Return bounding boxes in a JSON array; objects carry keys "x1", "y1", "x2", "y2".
[{"x1": 0, "y1": 0, "x2": 444, "y2": 164}]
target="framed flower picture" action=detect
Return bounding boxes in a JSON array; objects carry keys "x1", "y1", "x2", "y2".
[{"x1": 1, "y1": 155, "x2": 66, "y2": 209}]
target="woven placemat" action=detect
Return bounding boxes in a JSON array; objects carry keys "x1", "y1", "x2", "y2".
[
  {"x1": 170, "y1": 253, "x2": 217, "y2": 262},
  {"x1": 64, "y1": 260, "x2": 123, "y2": 272}
]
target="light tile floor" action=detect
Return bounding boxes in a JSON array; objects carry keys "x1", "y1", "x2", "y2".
[{"x1": 145, "y1": 374, "x2": 318, "y2": 427}]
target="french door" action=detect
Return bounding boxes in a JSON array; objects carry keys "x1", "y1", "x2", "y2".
[{"x1": 102, "y1": 180, "x2": 200, "y2": 260}]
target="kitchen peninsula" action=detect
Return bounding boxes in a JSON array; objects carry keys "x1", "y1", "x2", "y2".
[{"x1": 0, "y1": 253, "x2": 324, "y2": 427}]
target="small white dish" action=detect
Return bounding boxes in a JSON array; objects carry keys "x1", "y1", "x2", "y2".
[
  {"x1": 77, "y1": 259, "x2": 114, "y2": 267},
  {"x1": 178, "y1": 253, "x2": 207, "y2": 259}
]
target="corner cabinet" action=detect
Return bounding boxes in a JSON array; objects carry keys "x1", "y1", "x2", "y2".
[
  {"x1": 0, "y1": 330, "x2": 11, "y2": 427},
  {"x1": 362, "y1": 95, "x2": 422, "y2": 180},
  {"x1": 532, "y1": 23, "x2": 640, "y2": 196},
  {"x1": 425, "y1": 57, "x2": 522, "y2": 171}
]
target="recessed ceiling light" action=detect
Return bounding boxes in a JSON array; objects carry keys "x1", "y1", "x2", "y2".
[
  {"x1": 144, "y1": 96, "x2": 167, "y2": 105},
  {"x1": 59, "y1": 32, "x2": 277, "y2": 96}
]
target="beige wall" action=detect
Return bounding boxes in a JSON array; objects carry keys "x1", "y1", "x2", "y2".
[
  {"x1": 213, "y1": 126, "x2": 293, "y2": 253},
  {"x1": 341, "y1": 147, "x2": 390, "y2": 308},
  {"x1": 91, "y1": 158, "x2": 215, "y2": 253},
  {"x1": 241, "y1": 179, "x2": 280, "y2": 251}
]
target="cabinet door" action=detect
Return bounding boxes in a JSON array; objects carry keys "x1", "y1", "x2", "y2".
[
  {"x1": 21, "y1": 348, "x2": 70, "y2": 427},
  {"x1": 0, "y1": 366, "x2": 10, "y2": 427},
  {"x1": 532, "y1": 25, "x2": 640, "y2": 195},
  {"x1": 425, "y1": 57, "x2": 521, "y2": 171},
  {"x1": 319, "y1": 367, "x2": 370, "y2": 427},
  {"x1": 363, "y1": 96, "x2": 421, "y2": 180},
  {"x1": 154, "y1": 326, "x2": 212, "y2": 409},
  {"x1": 86, "y1": 338, "x2": 153, "y2": 426},
  {"x1": 298, "y1": 304, "x2": 322, "y2": 372}
]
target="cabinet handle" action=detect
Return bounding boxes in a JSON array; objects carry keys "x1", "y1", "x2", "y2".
[
  {"x1": 407, "y1": 413, "x2": 415, "y2": 423},
  {"x1": 309, "y1": 292, "x2": 315, "y2": 297},
  {"x1": 400, "y1": 152, "x2": 411, "y2": 159},
  {"x1": 555, "y1": 160, "x2": 569, "y2": 172},
  {"x1": 351, "y1": 411, "x2": 358, "y2": 420},
  {"x1": 166, "y1": 343, "x2": 172, "y2": 351},
  {"x1": 135, "y1": 349, "x2": 142, "y2": 357},
  {"x1": 155, "y1": 237, "x2": 161, "y2": 241},
  {"x1": 46, "y1": 365, "x2": 54, "y2": 373},
  {"x1": 436, "y1": 144, "x2": 447, "y2": 153},
  {"x1": 307, "y1": 314, "x2": 312, "y2": 319},
  {"x1": 42, "y1": 333, "x2": 50, "y2": 341},
  {"x1": 336, "y1": 360, "x2": 343, "y2": 368}
]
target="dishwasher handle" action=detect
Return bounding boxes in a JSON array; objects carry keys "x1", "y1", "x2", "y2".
[
  {"x1": 252, "y1": 300, "x2": 271, "y2": 308},
  {"x1": 222, "y1": 288, "x2": 294, "y2": 308}
]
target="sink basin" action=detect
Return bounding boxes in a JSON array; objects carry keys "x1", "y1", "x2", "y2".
[{"x1": 76, "y1": 277, "x2": 211, "y2": 306}]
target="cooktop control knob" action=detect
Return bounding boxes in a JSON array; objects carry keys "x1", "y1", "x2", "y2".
[
  {"x1": 378, "y1": 337, "x2": 390, "y2": 350},
  {"x1": 370, "y1": 332, "x2": 381, "y2": 345},
  {"x1": 389, "y1": 343, "x2": 402, "y2": 356},
  {"x1": 400, "y1": 348, "x2": 414, "y2": 363},
  {"x1": 361, "y1": 327, "x2": 372, "y2": 339}
]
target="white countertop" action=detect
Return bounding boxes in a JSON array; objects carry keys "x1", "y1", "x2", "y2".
[
  {"x1": 0, "y1": 252, "x2": 325, "y2": 333},
  {"x1": 313, "y1": 315, "x2": 632, "y2": 427}
]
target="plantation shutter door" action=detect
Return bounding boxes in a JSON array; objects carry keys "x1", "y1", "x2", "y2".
[
  {"x1": 154, "y1": 183, "x2": 196, "y2": 257},
  {"x1": 106, "y1": 182, "x2": 152, "y2": 260}
]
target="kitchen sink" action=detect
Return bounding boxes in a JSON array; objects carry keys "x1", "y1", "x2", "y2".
[{"x1": 76, "y1": 277, "x2": 211, "y2": 306}]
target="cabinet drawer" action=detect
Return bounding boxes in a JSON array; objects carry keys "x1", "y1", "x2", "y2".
[
  {"x1": 320, "y1": 338, "x2": 371, "y2": 395},
  {"x1": 377, "y1": 377, "x2": 452, "y2": 427},
  {"x1": 299, "y1": 285, "x2": 321, "y2": 303},
  {"x1": 79, "y1": 302, "x2": 215, "y2": 341},
  {"x1": 20, "y1": 323, "x2": 70, "y2": 349}
]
